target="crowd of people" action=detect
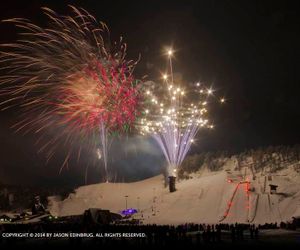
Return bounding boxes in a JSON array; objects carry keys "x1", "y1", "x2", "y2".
[{"x1": 1, "y1": 220, "x2": 299, "y2": 247}]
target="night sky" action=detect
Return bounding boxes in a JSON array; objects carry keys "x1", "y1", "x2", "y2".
[{"x1": 0, "y1": 0, "x2": 299, "y2": 186}]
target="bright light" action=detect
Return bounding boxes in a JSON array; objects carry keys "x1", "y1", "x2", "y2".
[
  {"x1": 163, "y1": 74, "x2": 168, "y2": 80},
  {"x1": 207, "y1": 89, "x2": 213, "y2": 95},
  {"x1": 167, "y1": 49, "x2": 173, "y2": 56},
  {"x1": 220, "y1": 98, "x2": 225, "y2": 103}
]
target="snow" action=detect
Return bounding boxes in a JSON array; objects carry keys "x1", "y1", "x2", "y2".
[{"x1": 49, "y1": 162, "x2": 300, "y2": 225}]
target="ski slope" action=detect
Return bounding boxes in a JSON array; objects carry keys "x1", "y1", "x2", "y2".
[{"x1": 49, "y1": 161, "x2": 300, "y2": 225}]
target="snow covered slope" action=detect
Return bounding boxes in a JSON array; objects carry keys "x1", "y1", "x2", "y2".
[{"x1": 49, "y1": 162, "x2": 300, "y2": 225}]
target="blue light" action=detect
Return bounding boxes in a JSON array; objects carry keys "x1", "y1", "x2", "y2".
[{"x1": 121, "y1": 208, "x2": 138, "y2": 215}]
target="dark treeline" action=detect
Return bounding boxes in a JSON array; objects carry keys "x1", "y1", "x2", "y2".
[{"x1": 179, "y1": 144, "x2": 300, "y2": 179}]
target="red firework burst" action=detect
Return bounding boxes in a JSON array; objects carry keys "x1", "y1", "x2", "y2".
[{"x1": 0, "y1": 6, "x2": 143, "y2": 171}]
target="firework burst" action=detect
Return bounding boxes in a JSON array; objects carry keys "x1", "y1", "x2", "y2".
[
  {"x1": 138, "y1": 49, "x2": 223, "y2": 176},
  {"x1": 0, "y1": 6, "x2": 142, "y2": 178}
]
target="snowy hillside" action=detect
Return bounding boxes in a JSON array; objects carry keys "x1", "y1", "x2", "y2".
[{"x1": 49, "y1": 158, "x2": 300, "y2": 225}]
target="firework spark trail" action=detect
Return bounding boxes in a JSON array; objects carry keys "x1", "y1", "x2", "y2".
[
  {"x1": 152, "y1": 112, "x2": 203, "y2": 174},
  {"x1": 99, "y1": 119, "x2": 108, "y2": 181},
  {"x1": 0, "y1": 6, "x2": 142, "y2": 178}
]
